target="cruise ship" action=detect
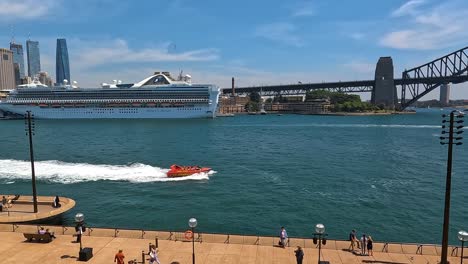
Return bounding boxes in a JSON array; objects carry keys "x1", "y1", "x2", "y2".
[{"x1": 0, "y1": 72, "x2": 220, "y2": 119}]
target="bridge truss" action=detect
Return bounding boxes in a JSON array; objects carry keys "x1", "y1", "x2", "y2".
[
  {"x1": 222, "y1": 46, "x2": 468, "y2": 108},
  {"x1": 400, "y1": 46, "x2": 468, "y2": 109}
]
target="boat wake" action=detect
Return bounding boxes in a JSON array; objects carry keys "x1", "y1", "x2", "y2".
[{"x1": 0, "y1": 159, "x2": 215, "y2": 184}]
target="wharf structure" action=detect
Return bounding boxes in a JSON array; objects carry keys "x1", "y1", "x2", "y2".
[{"x1": 0, "y1": 224, "x2": 464, "y2": 263}]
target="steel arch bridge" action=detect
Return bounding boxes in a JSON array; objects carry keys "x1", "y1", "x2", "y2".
[{"x1": 223, "y1": 46, "x2": 468, "y2": 109}]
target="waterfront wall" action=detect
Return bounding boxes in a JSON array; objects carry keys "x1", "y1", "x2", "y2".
[{"x1": 0, "y1": 223, "x2": 463, "y2": 257}]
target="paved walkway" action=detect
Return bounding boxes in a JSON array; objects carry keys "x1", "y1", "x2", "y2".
[{"x1": 0, "y1": 229, "x2": 463, "y2": 264}]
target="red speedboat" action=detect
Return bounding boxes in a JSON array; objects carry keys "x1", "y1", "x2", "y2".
[{"x1": 167, "y1": 164, "x2": 211, "y2": 177}]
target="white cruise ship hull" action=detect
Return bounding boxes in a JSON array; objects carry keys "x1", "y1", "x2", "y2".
[{"x1": 0, "y1": 104, "x2": 216, "y2": 119}]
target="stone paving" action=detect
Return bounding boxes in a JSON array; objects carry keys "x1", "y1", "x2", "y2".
[{"x1": 0, "y1": 225, "x2": 464, "y2": 264}]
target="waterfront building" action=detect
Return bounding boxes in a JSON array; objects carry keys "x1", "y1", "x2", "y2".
[
  {"x1": 21, "y1": 76, "x2": 32, "y2": 85},
  {"x1": 38, "y1": 71, "x2": 53, "y2": 87},
  {"x1": 9, "y1": 42, "x2": 25, "y2": 82},
  {"x1": 26, "y1": 40, "x2": 41, "y2": 78},
  {"x1": 440, "y1": 83, "x2": 451, "y2": 106},
  {"x1": 0, "y1": 48, "x2": 16, "y2": 90},
  {"x1": 56, "y1": 38, "x2": 70, "y2": 85}
]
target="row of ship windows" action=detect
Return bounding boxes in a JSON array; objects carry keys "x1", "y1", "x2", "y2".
[
  {"x1": 18, "y1": 91, "x2": 209, "y2": 95},
  {"x1": 36, "y1": 105, "x2": 205, "y2": 109},
  {"x1": 14, "y1": 95, "x2": 210, "y2": 100},
  {"x1": 45, "y1": 108, "x2": 205, "y2": 114}
]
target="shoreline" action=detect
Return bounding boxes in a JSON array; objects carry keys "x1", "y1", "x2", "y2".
[
  {"x1": 0, "y1": 223, "x2": 458, "y2": 249},
  {"x1": 2, "y1": 226, "x2": 461, "y2": 264}
]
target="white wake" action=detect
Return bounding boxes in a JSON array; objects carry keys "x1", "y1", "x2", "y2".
[{"x1": 0, "y1": 159, "x2": 215, "y2": 184}]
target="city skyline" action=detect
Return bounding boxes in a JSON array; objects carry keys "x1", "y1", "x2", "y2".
[{"x1": 0, "y1": 0, "x2": 467, "y2": 99}]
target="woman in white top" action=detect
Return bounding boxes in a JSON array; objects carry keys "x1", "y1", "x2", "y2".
[{"x1": 149, "y1": 245, "x2": 160, "y2": 264}]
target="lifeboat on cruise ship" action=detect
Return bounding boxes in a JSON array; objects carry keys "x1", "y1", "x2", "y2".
[{"x1": 166, "y1": 164, "x2": 211, "y2": 178}]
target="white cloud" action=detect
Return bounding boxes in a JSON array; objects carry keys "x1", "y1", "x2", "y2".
[
  {"x1": 254, "y1": 22, "x2": 304, "y2": 47},
  {"x1": 291, "y1": 1, "x2": 316, "y2": 17},
  {"x1": 0, "y1": 0, "x2": 59, "y2": 20},
  {"x1": 391, "y1": 0, "x2": 426, "y2": 17},
  {"x1": 69, "y1": 39, "x2": 219, "y2": 70},
  {"x1": 381, "y1": 1, "x2": 468, "y2": 50}
]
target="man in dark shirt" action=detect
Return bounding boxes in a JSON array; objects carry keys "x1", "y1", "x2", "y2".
[{"x1": 294, "y1": 246, "x2": 304, "y2": 264}]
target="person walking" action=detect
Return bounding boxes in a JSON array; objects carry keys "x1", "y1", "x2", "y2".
[
  {"x1": 114, "y1": 249, "x2": 125, "y2": 264},
  {"x1": 348, "y1": 229, "x2": 360, "y2": 251},
  {"x1": 294, "y1": 246, "x2": 304, "y2": 264},
  {"x1": 279, "y1": 227, "x2": 288, "y2": 248},
  {"x1": 149, "y1": 245, "x2": 160, "y2": 264},
  {"x1": 367, "y1": 236, "x2": 373, "y2": 256}
]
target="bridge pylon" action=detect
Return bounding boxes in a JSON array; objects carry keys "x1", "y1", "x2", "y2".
[{"x1": 371, "y1": 57, "x2": 398, "y2": 109}]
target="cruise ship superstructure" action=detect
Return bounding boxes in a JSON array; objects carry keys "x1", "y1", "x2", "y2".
[{"x1": 0, "y1": 72, "x2": 220, "y2": 119}]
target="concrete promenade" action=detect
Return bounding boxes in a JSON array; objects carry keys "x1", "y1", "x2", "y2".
[
  {"x1": 0, "y1": 224, "x2": 463, "y2": 263},
  {"x1": 0, "y1": 195, "x2": 75, "y2": 223}
]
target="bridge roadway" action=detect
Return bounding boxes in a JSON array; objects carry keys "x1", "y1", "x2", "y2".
[{"x1": 223, "y1": 75, "x2": 468, "y2": 96}]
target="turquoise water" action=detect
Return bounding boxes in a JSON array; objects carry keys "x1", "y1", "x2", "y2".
[{"x1": 0, "y1": 109, "x2": 467, "y2": 244}]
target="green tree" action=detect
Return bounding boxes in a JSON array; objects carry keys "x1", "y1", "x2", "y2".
[
  {"x1": 249, "y1": 92, "x2": 261, "y2": 103},
  {"x1": 245, "y1": 101, "x2": 259, "y2": 112}
]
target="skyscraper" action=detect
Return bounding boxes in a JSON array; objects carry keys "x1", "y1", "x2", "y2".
[
  {"x1": 9, "y1": 42, "x2": 25, "y2": 81},
  {"x1": 26, "y1": 40, "x2": 41, "y2": 78},
  {"x1": 0, "y1": 48, "x2": 16, "y2": 90},
  {"x1": 440, "y1": 83, "x2": 451, "y2": 106},
  {"x1": 56, "y1": 38, "x2": 70, "y2": 84},
  {"x1": 10, "y1": 43, "x2": 25, "y2": 86}
]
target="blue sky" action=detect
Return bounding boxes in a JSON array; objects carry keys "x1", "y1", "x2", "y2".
[{"x1": 0, "y1": 0, "x2": 467, "y2": 99}]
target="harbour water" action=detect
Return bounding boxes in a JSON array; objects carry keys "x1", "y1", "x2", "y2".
[{"x1": 0, "y1": 109, "x2": 467, "y2": 244}]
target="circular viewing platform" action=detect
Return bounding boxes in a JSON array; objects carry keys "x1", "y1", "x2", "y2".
[{"x1": 0, "y1": 195, "x2": 75, "y2": 224}]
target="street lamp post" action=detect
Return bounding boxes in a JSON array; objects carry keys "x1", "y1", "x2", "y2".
[
  {"x1": 188, "y1": 218, "x2": 198, "y2": 264},
  {"x1": 313, "y1": 223, "x2": 327, "y2": 264},
  {"x1": 24, "y1": 111, "x2": 38, "y2": 213},
  {"x1": 458, "y1": 230, "x2": 468, "y2": 264},
  {"x1": 75, "y1": 213, "x2": 85, "y2": 250},
  {"x1": 439, "y1": 111, "x2": 464, "y2": 264}
]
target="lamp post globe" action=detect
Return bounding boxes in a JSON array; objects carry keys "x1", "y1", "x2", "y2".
[
  {"x1": 75, "y1": 213, "x2": 84, "y2": 223},
  {"x1": 315, "y1": 224, "x2": 325, "y2": 234},
  {"x1": 458, "y1": 230, "x2": 468, "y2": 242},
  {"x1": 459, "y1": 230, "x2": 468, "y2": 264},
  {"x1": 189, "y1": 218, "x2": 198, "y2": 228}
]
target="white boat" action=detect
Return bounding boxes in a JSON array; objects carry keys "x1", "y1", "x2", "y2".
[{"x1": 0, "y1": 72, "x2": 220, "y2": 119}]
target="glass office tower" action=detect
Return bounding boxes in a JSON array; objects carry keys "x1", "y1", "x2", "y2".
[
  {"x1": 26, "y1": 40, "x2": 41, "y2": 78},
  {"x1": 56, "y1": 38, "x2": 70, "y2": 84},
  {"x1": 9, "y1": 43, "x2": 25, "y2": 83}
]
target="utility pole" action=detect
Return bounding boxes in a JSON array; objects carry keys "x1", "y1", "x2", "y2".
[
  {"x1": 439, "y1": 111, "x2": 464, "y2": 264},
  {"x1": 25, "y1": 111, "x2": 38, "y2": 213}
]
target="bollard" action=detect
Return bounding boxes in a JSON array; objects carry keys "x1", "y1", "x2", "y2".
[
  {"x1": 141, "y1": 250, "x2": 145, "y2": 264},
  {"x1": 155, "y1": 237, "x2": 158, "y2": 248},
  {"x1": 148, "y1": 243, "x2": 152, "y2": 253}
]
